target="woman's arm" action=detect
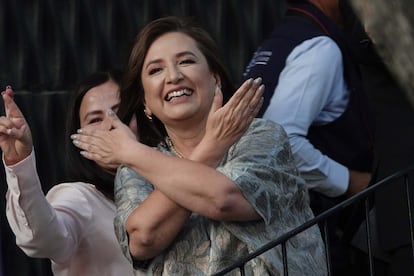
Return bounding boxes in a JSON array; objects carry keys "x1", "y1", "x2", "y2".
[
  {"x1": 114, "y1": 81, "x2": 263, "y2": 260},
  {"x1": 1, "y1": 87, "x2": 89, "y2": 263},
  {"x1": 123, "y1": 144, "x2": 260, "y2": 221},
  {"x1": 73, "y1": 78, "x2": 263, "y2": 221},
  {"x1": 74, "y1": 79, "x2": 263, "y2": 260},
  {"x1": 5, "y1": 151, "x2": 89, "y2": 263}
]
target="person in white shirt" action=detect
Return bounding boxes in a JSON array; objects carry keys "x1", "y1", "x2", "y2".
[
  {"x1": 243, "y1": 0, "x2": 373, "y2": 200},
  {"x1": 0, "y1": 71, "x2": 137, "y2": 276},
  {"x1": 241, "y1": 0, "x2": 374, "y2": 275}
]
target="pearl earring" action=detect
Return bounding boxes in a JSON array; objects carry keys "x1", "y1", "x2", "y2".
[{"x1": 144, "y1": 109, "x2": 153, "y2": 122}]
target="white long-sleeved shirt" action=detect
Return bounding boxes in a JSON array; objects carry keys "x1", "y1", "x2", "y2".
[
  {"x1": 263, "y1": 36, "x2": 350, "y2": 197},
  {"x1": 4, "y1": 150, "x2": 133, "y2": 276}
]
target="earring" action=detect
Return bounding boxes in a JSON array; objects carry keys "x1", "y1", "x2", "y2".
[{"x1": 144, "y1": 109, "x2": 153, "y2": 122}]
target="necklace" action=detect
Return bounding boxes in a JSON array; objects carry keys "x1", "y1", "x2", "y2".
[{"x1": 166, "y1": 137, "x2": 184, "y2": 158}]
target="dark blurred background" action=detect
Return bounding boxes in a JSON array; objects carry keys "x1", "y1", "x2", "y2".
[{"x1": 0, "y1": 1, "x2": 286, "y2": 275}]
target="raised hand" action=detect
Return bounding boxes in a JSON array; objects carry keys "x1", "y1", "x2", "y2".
[
  {"x1": 193, "y1": 77, "x2": 264, "y2": 167},
  {"x1": 208, "y1": 77, "x2": 263, "y2": 140},
  {"x1": 71, "y1": 109, "x2": 137, "y2": 167},
  {"x1": 0, "y1": 86, "x2": 33, "y2": 165}
]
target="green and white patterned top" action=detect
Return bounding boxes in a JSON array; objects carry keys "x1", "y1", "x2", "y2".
[{"x1": 114, "y1": 119, "x2": 327, "y2": 276}]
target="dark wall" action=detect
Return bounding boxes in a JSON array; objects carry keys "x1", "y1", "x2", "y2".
[
  {"x1": 0, "y1": 0, "x2": 286, "y2": 275},
  {"x1": 0, "y1": 0, "x2": 286, "y2": 90}
]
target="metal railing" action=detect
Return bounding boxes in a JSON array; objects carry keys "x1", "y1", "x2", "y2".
[{"x1": 213, "y1": 165, "x2": 414, "y2": 276}]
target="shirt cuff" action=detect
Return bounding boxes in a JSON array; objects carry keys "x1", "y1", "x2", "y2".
[
  {"x1": 3, "y1": 149, "x2": 37, "y2": 195},
  {"x1": 313, "y1": 161, "x2": 349, "y2": 197}
]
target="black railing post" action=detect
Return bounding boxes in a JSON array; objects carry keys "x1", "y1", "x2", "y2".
[
  {"x1": 323, "y1": 220, "x2": 331, "y2": 276},
  {"x1": 405, "y1": 175, "x2": 414, "y2": 264},
  {"x1": 364, "y1": 198, "x2": 374, "y2": 276},
  {"x1": 281, "y1": 242, "x2": 288, "y2": 276}
]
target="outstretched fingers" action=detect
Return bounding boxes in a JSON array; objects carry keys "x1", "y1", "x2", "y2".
[
  {"x1": 79, "y1": 147, "x2": 104, "y2": 162},
  {"x1": 1, "y1": 86, "x2": 31, "y2": 142},
  {"x1": 71, "y1": 133, "x2": 109, "y2": 160},
  {"x1": 71, "y1": 119, "x2": 125, "y2": 165},
  {"x1": 2, "y1": 86, "x2": 18, "y2": 117},
  {"x1": 245, "y1": 84, "x2": 264, "y2": 119},
  {"x1": 222, "y1": 78, "x2": 264, "y2": 129},
  {"x1": 207, "y1": 85, "x2": 224, "y2": 119},
  {"x1": 229, "y1": 78, "x2": 264, "y2": 117},
  {"x1": 0, "y1": 86, "x2": 33, "y2": 163},
  {"x1": 102, "y1": 108, "x2": 123, "y2": 130}
]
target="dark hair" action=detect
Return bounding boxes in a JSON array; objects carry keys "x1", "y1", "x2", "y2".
[
  {"x1": 64, "y1": 70, "x2": 123, "y2": 201},
  {"x1": 117, "y1": 16, "x2": 235, "y2": 147}
]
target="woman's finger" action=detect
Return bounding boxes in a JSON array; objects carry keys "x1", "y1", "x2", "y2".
[
  {"x1": 208, "y1": 85, "x2": 223, "y2": 118},
  {"x1": 230, "y1": 77, "x2": 262, "y2": 115}
]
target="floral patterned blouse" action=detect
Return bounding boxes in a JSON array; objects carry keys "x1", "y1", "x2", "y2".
[{"x1": 114, "y1": 119, "x2": 327, "y2": 275}]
